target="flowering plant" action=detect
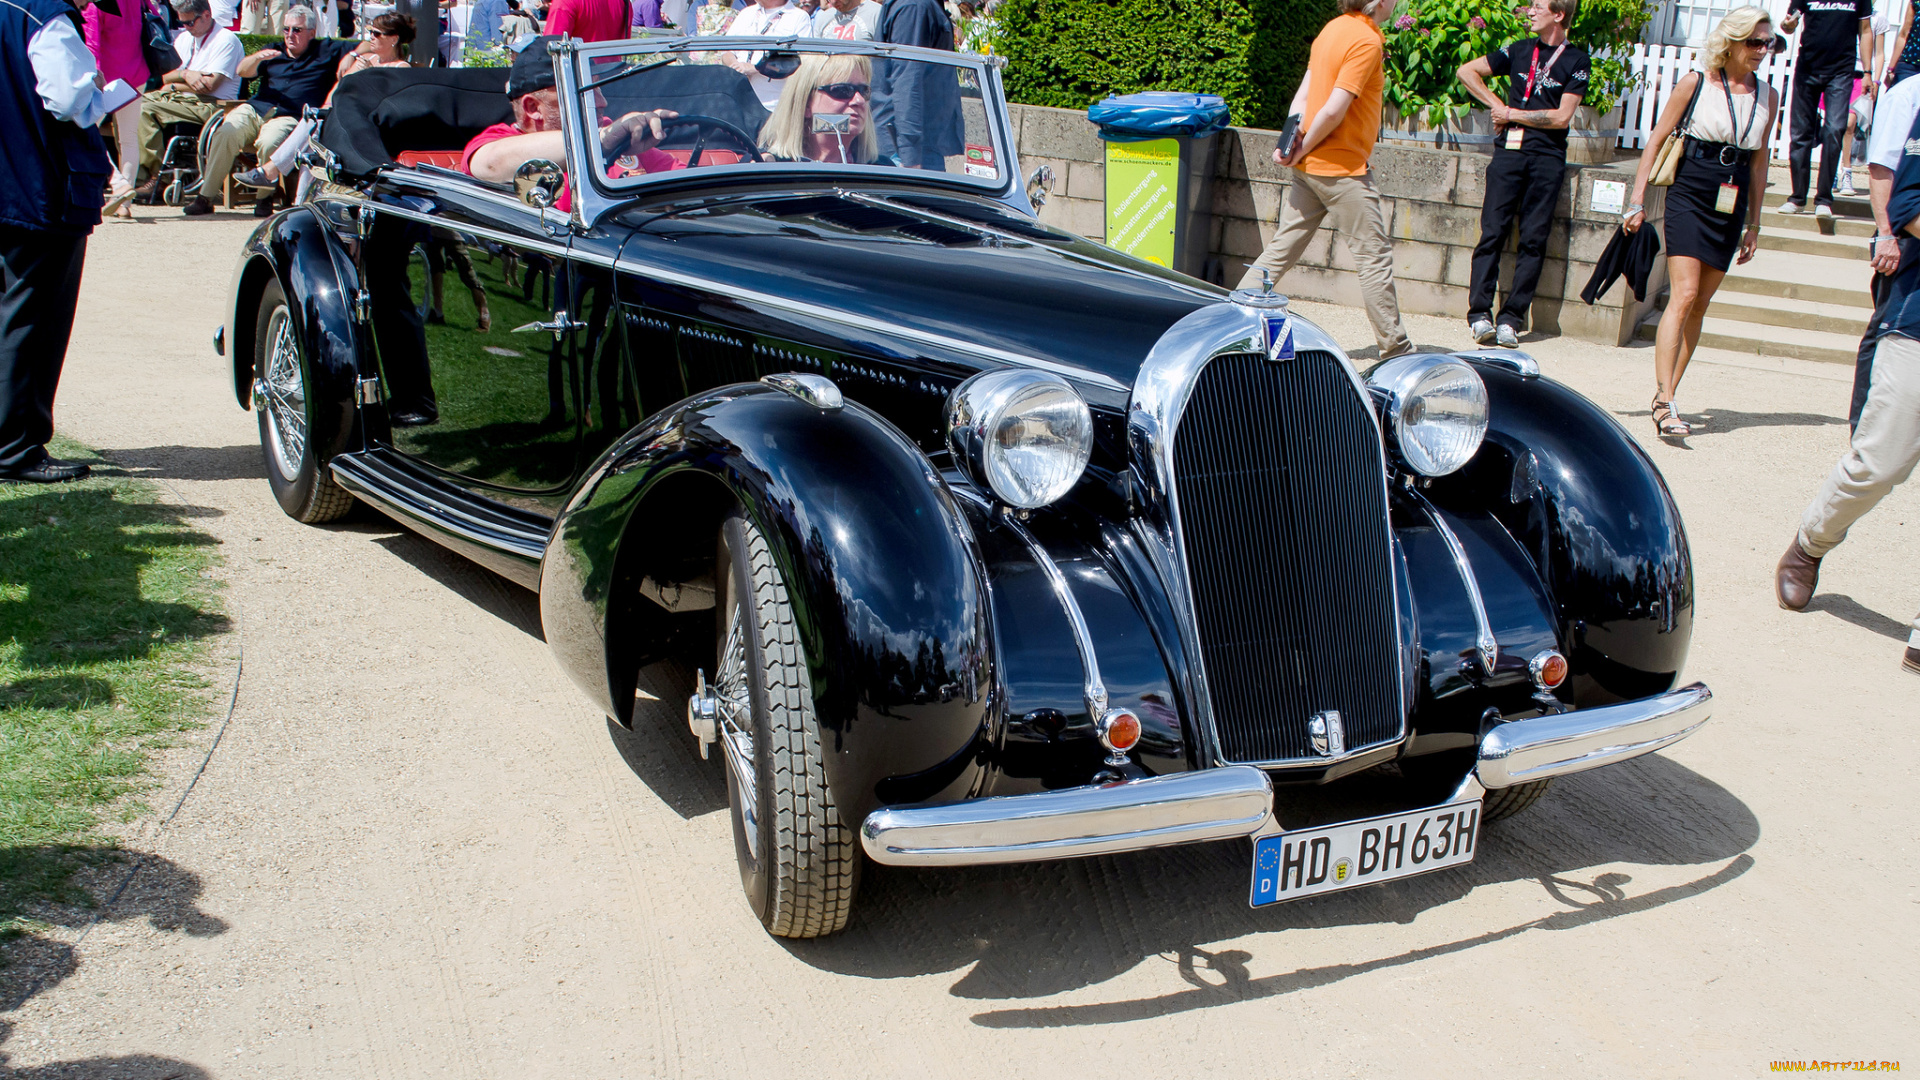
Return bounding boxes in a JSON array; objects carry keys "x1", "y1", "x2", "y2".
[
  {"x1": 1381, "y1": 0, "x2": 1526, "y2": 125},
  {"x1": 1381, "y1": 0, "x2": 1654, "y2": 124}
]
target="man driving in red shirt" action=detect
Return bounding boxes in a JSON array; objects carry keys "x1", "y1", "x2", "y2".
[{"x1": 462, "y1": 35, "x2": 681, "y2": 208}]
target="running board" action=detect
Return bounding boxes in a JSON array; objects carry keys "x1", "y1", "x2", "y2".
[{"x1": 329, "y1": 451, "x2": 550, "y2": 589}]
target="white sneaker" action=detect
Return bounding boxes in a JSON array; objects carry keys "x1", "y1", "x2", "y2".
[
  {"x1": 1495, "y1": 324, "x2": 1520, "y2": 347},
  {"x1": 1469, "y1": 317, "x2": 1496, "y2": 345},
  {"x1": 1816, "y1": 203, "x2": 1834, "y2": 220},
  {"x1": 1778, "y1": 200, "x2": 1807, "y2": 215},
  {"x1": 1837, "y1": 174, "x2": 1858, "y2": 197}
]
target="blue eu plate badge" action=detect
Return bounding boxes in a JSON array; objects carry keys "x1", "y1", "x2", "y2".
[{"x1": 1264, "y1": 314, "x2": 1294, "y2": 362}]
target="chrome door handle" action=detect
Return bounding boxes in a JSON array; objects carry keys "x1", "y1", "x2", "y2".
[{"x1": 511, "y1": 313, "x2": 588, "y2": 339}]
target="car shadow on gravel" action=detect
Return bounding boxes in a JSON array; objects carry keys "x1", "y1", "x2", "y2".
[
  {"x1": 0, "y1": 848, "x2": 224, "y2": 1077},
  {"x1": 780, "y1": 752, "x2": 1758, "y2": 1019},
  {"x1": 365, "y1": 524, "x2": 545, "y2": 640},
  {"x1": 96, "y1": 444, "x2": 267, "y2": 484}
]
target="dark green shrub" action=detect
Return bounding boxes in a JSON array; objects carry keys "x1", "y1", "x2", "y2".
[{"x1": 996, "y1": 0, "x2": 1338, "y2": 131}]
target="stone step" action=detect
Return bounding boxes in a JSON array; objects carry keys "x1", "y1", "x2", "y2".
[
  {"x1": 1761, "y1": 206, "x2": 1875, "y2": 237},
  {"x1": 1703, "y1": 294, "x2": 1872, "y2": 337},
  {"x1": 1761, "y1": 189, "x2": 1873, "y2": 218},
  {"x1": 1718, "y1": 246, "x2": 1873, "y2": 307},
  {"x1": 1634, "y1": 313, "x2": 1859, "y2": 365},
  {"x1": 1755, "y1": 225, "x2": 1868, "y2": 258}
]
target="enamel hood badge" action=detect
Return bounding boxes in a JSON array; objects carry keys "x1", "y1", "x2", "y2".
[{"x1": 1264, "y1": 312, "x2": 1294, "y2": 362}]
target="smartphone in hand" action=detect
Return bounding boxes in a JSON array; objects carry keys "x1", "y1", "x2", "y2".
[{"x1": 1277, "y1": 113, "x2": 1303, "y2": 160}]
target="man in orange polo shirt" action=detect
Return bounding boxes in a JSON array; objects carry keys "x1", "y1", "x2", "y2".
[{"x1": 1236, "y1": 0, "x2": 1412, "y2": 359}]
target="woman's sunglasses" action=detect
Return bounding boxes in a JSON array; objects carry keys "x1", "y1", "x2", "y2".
[
  {"x1": 1742, "y1": 36, "x2": 1772, "y2": 47},
  {"x1": 816, "y1": 82, "x2": 870, "y2": 102}
]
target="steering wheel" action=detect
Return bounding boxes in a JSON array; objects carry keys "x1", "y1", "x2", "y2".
[{"x1": 654, "y1": 114, "x2": 763, "y2": 167}]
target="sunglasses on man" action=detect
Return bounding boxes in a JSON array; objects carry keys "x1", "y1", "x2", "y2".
[{"x1": 817, "y1": 82, "x2": 870, "y2": 102}]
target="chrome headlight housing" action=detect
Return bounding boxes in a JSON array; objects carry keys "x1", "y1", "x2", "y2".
[
  {"x1": 945, "y1": 370, "x2": 1093, "y2": 508},
  {"x1": 1366, "y1": 354, "x2": 1489, "y2": 477}
]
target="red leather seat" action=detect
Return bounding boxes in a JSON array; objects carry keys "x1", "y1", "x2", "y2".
[
  {"x1": 660, "y1": 148, "x2": 742, "y2": 167},
  {"x1": 397, "y1": 149, "x2": 467, "y2": 170}
]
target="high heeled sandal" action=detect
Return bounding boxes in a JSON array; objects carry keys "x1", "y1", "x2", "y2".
[{"x1": 1652, "y1": 395, "x2": 1691, "y2": 437}]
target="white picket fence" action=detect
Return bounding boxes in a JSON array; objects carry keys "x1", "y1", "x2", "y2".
[{"x1": 1617, "y1": 41, "x2": 1799, "y2": 160}]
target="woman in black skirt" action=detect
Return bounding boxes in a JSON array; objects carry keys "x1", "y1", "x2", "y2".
[{"x1": 1624, "y1": 5, "x2": 1780, "y2": 437}]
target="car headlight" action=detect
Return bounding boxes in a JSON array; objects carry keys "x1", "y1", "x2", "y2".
[
  {"x1": 1366, "y1": 354, "x2": 1489, "y2": 477},
  {"x1": 946, "y1": 370, "x2": 1093, "y2": 508}
]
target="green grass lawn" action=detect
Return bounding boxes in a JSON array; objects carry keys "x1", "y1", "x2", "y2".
[{"x1": 0, "y1": 439, "x2": 227, "y2": 941}]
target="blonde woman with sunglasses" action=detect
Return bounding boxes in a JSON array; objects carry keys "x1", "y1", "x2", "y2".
[
  {"x1": 1623, "y1": 5, "x2": 1780, "y2": 437},
  {"x1": 759, "y1": 53, "x2": 890, "y2": 164}
]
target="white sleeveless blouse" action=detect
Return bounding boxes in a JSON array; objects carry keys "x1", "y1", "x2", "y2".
[{"x1": 1687, "y1": 73, "x2": 1777, "y2": 149}]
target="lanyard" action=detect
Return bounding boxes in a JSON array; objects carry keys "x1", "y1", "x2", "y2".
[
  {"x1": 1720, "y1": 71, "x2": 1760, "y2": 151},
  {"x1": 1524, "y1": 40, "x2": 1567, "y2": 102}
]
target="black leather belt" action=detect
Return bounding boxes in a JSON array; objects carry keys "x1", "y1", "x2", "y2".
[{"x1": 1684, "y1": 137, "x2": 1751, "y2": 169}]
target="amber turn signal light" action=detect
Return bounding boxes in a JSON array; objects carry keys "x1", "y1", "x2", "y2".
[
  {"x1": 1529, "y1": 649, "x2": 1568, "y2": 689},
  {"x1": 1096, "y1": 709, "x2": 1142, "y2": 754}
]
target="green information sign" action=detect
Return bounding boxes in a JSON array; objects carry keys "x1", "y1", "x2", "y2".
[{"x1": 1104, "y1": 138, "x2": 1180, "y2": 267}]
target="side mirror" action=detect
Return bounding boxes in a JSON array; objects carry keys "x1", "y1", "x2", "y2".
[
  {"x1": 515, "y1": 158, "x2": 564, "y2": 210},
  {"x1": 1026, "y1": 164, "x2": 1055, "y2": 209}
]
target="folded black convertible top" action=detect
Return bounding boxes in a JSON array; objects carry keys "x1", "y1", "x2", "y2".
[{"x1": 319, "y1": 67, "x2": 515, "y2": 179}]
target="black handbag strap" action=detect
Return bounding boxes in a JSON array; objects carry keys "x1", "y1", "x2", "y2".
[{"x1": 1676, "y1": 71, "x2": 1706, "y2": 138}]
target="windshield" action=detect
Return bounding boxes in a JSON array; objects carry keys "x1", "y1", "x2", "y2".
[{"x1": 570, "y1": 39, "x2": 1008, "y2": 192}]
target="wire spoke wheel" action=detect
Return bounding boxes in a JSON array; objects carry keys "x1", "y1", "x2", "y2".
[
  {"x1": 717, "y1": 510, "x2": 859, "y2": 937},
  {"x1": 262, "y1": 307, "x2": 308, "y2": 483},
  {"x1": 714, "y1": 599, "x2": 758, "y2": 861},
  {"x1": 253, "y1": 278, "x2": 353, "y2": 523}
]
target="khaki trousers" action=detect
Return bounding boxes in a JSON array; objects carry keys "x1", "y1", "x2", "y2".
[
  {"x1": 1798, "y1": 332, "x2": 1920, "y2": 644},
  {"x1": 1236, "y1": 168, "x2": 1412, "y2": 359},
  {"x1": 202, "y1": 104, "x2": 300, "y2": 193},
  {"x1": 137, "y1": 88, "x2": 219, "y2": 179},
  {"x1": 240, "y1": 0, "x2": 290, "y2": 34}
]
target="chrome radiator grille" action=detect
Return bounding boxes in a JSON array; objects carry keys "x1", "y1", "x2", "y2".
[{"x1": 1170, "y1": 350, "x2": 1402, "y2": 764}]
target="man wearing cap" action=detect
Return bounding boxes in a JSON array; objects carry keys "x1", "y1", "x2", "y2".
[
  {"x1": 463, "y1": 35, "x2": 679, "y2": 192},
  {"x1": 0, "y1": 0, "x2": 135, "y2": 482}
]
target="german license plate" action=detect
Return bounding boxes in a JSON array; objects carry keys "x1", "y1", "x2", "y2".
[{"x1": 1249, "y1": 798, "x2": 1481, "y2": 906}]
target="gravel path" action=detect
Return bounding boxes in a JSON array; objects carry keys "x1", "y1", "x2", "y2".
[{"x1": 2, "y1": 208, "x2": 1915, "y2": 1078}]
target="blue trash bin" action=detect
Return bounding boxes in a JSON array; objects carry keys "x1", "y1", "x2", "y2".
[{"x1": 1087, "y1": 93, "x2": 1229, "y2": 279}]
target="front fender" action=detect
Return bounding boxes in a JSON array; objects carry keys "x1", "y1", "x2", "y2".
[
  {"x1": 541, "y1": 383, "x2": 994, "y2": 823},
  {"x1": 1435, "y1": 363, "x2": 1693, "y2": 706},
  {"x1": 227, "y1": 206, "x2": 365, "y2": 466}
]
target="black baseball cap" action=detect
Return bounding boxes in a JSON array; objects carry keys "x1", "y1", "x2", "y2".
[{"x1": 506, "y1": 35, "x2": 560, "y2": 99}]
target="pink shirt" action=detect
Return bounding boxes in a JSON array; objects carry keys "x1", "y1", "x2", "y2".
[
  {"x1": 544, "y1": 0, "x2": 632, "y2": 41},
  {"x1": 460, "y1": 122, "x2": 681, "y2": 211}
]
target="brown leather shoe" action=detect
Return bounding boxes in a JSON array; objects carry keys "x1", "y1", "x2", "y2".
[
  {"x1": 1776, "y1": 539, "x2": 1821, "y2": 611},
  {"x1": 1904, "y1": 647, "x2": 1920, "y2": 676}
]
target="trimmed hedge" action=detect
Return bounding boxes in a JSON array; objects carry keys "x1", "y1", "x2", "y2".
[{"x1": 996, "y1": 0, "x2": 1338, "y2": 131}]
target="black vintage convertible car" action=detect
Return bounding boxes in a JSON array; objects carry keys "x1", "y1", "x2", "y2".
[{"x1": 221, "y1": 36, "x2": 1711, "y2": 937}]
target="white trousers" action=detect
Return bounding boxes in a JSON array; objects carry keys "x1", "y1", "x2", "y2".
[{"x1": 1798, "y1": 331, "x2": 1920, "y2": 645}]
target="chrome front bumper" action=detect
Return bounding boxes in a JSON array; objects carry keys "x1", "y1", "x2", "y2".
[
  {"x1": 859, "y1": 766, "x2": 1275, "y2": 867},
  {"x1": 1477, "y1": 682, "x2": 1713, "y2": 789},
  {"x1": 859, "y1": 683, "x2": 1713, "y2": 867}
]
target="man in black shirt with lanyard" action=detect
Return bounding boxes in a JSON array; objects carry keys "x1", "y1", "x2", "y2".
[
  {"x1": 1781, "y1": 0, "x2": 1873, "y2": 218},
  {"x1": 1456, "y1": 0, "x2": 1590, "y2": 347}
]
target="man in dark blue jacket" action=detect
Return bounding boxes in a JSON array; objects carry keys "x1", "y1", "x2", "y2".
[
  {"x1": 0, "y1": 0, "x2": 131, "y2": 482},
  {"x1": 873, "y1": 0, "x2": 962, "y2": 170}
]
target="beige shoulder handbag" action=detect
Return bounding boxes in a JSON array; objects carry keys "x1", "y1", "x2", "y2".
[{"x1": 1650, "y1": 73, "x2": 1707, "y2": 187}]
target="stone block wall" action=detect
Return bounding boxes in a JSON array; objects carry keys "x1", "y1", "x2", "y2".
[{"x1": 1012, "y1": 103, "x2": 1666, "y2": 347}]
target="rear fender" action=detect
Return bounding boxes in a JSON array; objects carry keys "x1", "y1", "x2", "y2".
[
  {"x1": 1434, "y1": 363, "x2": 1693, "y2": 707},
  {"x1": 227, "y1": 207, "x2": 364, "y2": 464},
  {"x1": 540, "y1": 384, "x2": 994, "y2": 824}
]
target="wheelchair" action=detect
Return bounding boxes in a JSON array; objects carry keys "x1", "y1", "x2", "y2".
[{"x1": 148, "y1": 106, "x2": 255, "y2": 207}]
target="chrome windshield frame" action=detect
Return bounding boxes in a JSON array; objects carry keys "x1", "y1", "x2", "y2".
[
  {"x1": 547, "y1": 35, "x2": 1021, "y2": 229},
  {"x1": 1126, "y1": 304, "x2": 1409, "y2": 769}
]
